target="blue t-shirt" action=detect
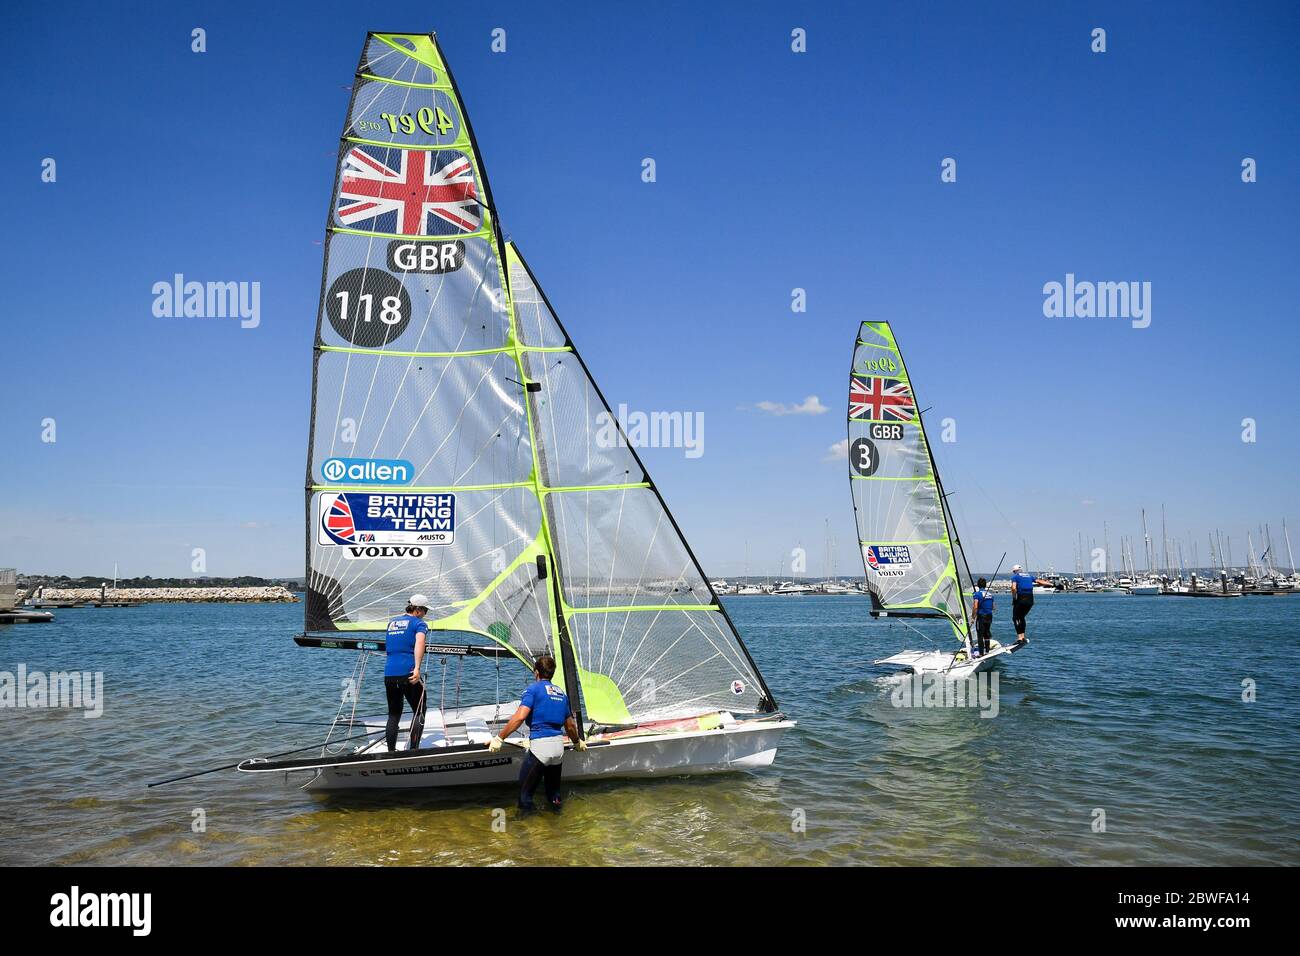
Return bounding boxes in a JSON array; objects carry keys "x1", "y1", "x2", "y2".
[
  {"x1": 520, "y1": 679, "x2": 570, "y2": 739},
  {"x1": 384, "y1": 614, "x2": 428, "y2": 677},
  {"x1": 973, "y1": 588, "x2": 994, "y2": 617},
  {"x1": 1011, "y1": 572, "x2": 1035, "y2": 597}
]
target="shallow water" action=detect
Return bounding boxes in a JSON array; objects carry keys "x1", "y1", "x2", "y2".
[{"x1": 1, "y1": 594, "x2": 1296, "y2": 865}]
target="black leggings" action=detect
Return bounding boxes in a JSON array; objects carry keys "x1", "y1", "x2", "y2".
[
  {"x1": 1012, "y1": 596, "x2": 1034, "y2": 635},
  {"x1": 518, "y1": 752, "x2": 562, "y2": 810},
  {"x1": 975, "y1": 615, "x2": 992, "y2": 654},
  {"x1": 384, "y1": 675, "x2": 427, "y2": 752}
]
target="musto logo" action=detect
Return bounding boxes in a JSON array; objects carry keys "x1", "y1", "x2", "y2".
[
  {"x1": 865, "y1": 545, "x2": 912, "y2": 578},
  {"x1": 319, "y1": 492, "x2": 455, "y2": 559},
  {"x1": 320, "y1": 457, "x2": 414, "y2": 485}
]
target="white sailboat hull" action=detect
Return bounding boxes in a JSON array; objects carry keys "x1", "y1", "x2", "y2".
[
  {"x1": 874, "y1": 641, "x2": 1023, "y2": 677},
  {"x1": 237, "y1": 707, "x2": 794, "y2": 792}
]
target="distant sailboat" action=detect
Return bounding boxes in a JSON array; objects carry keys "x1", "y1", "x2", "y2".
[{"x1": 845, "y1": 322, "x2": 1026, "y2": 676}]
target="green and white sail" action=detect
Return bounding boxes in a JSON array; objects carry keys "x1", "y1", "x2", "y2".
[
  {"x1": 847, "y1": 321, "x2": 973, "y2": 643},
  {"x1": 306, "y1": 32, "x2": 775, "y2": 726}
]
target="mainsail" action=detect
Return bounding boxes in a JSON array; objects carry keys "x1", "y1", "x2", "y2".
[
  {"x1": 848, "y1": 321, "x2": 973, "y2": 644},
  {"x1": 305, "y1": 33, "x2": 774, "y2": 727}
]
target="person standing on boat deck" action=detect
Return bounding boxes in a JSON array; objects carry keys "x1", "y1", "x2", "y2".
[
  {"x1": 383, "y1": 595, "x2": 429, "y2": 752},
  {"x1": 487, "y1": 655, "x2": 587, "y2": 812},
  {"x1": 1009, "y1": 565, "x2": 1035, "y2": 644},
  {"x1": 970, "y1": 577, "x2": 994, "y2": 656}
]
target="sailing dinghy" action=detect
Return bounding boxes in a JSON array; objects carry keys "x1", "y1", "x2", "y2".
[
  {"x1": 237, "y1": 32, "x2": 792, "y2": 791},
  {"x1": 847, "y1": 322, "x2": 1027, "y2": 677}
]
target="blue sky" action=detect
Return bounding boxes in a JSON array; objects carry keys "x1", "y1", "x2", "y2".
[{"x1": 2, "y1": 0, "x2": 1297, "y2": 579}]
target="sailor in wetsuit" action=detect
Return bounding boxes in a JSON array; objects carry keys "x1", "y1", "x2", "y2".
[
  {"x1": 1009, "y1": 565, "x2": 1035, "y2": 644},
  {"x1": 487, "y1": 655, "x2": 587, "y2": 812},
  {"x1": 383, "y1": 594, "x2": 429, "y2": 752},
  {"x1": 970, "y1": 577, "x2": 994, "y2": 656}
]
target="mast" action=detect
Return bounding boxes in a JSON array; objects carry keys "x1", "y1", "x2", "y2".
[
  {"x1": 1286, "y1": 519, "x2": 1296, "y2": 576},
  {"x1": 1161, "y1": 505, "x2": 1169, "y2": 577}
]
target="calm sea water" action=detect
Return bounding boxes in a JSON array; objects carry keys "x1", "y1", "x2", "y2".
[{"x1": 1, "y1": 594, "x2": 1297, "y2": 866}]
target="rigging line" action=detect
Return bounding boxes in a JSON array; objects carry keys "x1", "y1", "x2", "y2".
[
  {"x1": 626, "y1": 650, "x2": 723, "y2": 707},
  {"x1": 897, "y1": 615, "x2": 942, "y2": 650},
  {"x1": 444, "y1": 409, "x2": 518, "y2": 486},
  {"x1": 620, "y1": 605, "x2": 757, "y2": 693},
  {"x1": 616, "y1": 619, "x2": 697, "y2": 691},
  {"x1": 361, "y1": 244, "x2": 488, "y2": 457},
  {"x1": 608, "y1": 603, "x2": 673, "y2": 687},
  {"x1": 606, "y1": 501, "x2": 670, "y2": 674},
  {"x1": 362, "y1": 260, "x2": 464, "y2": 457},
  {"x1": 326, "y1": 354, "x2": 486, "y2": 590},
  {"x1": 401, "y1": 352, "x2": 496, "y2": 466}
]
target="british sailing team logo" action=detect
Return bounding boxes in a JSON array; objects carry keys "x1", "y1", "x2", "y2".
[
  {"x1": 865, "y1": 545, "x2": 912, "y2": 578},
  {"x1": 318, "y1": 492, "x2": 455, "y2": 559}
]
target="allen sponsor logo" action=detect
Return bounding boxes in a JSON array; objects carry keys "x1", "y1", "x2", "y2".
[
  {"x1": 387, "y1": 239, "x2": 466, "y2": 274},
  {"x1": 320, "y1": 457, "x2": 413, "y2": 485},
  {"x1": 50, "y1": 886, "x2": 151, "y2": 936}
]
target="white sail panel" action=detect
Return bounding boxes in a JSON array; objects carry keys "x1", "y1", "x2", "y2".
[
  {"x1": 566, "y1": 609, "x2": 767, "y2": 723},
  {"x1": 358, "y1": 34, "x2": 444, "y2": 86},
  {"x1": 507, "y1": 244, "x2": 776, "y2": 722},
  {"x1": 548, "y1": 489, "x2": 712, "y2": 608},
  {"x1": 508, "y1": 258, "x2": 569, "y2": 348},
  {"x1": 306, "y1": 33, "x2": 529, "y2": 641},
  {"x1": 523, "y1": 350, "x2": 646, "y2": 487},
  {"x1": 311, "y1": 350, "x2": 531, "y2": 488}
]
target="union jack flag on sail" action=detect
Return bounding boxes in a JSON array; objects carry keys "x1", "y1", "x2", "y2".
[
  {"x1": 336, "y1": 145, "x2": 479, "y2": 236},
  {"x1": 849, "y1": 376, "x2": 915, "y2": 422}
]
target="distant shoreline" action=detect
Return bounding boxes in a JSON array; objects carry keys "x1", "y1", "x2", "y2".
[{"x1": 19, "y1": 586, "x2": 299, "y2": 605}]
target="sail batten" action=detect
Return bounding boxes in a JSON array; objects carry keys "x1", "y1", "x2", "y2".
[
  {"x1": 305, "y1": 32, "x2": 775, "y2": 726},
  {"x1": 848, "y1": 321, "x2": 970, "y2": 641}
]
